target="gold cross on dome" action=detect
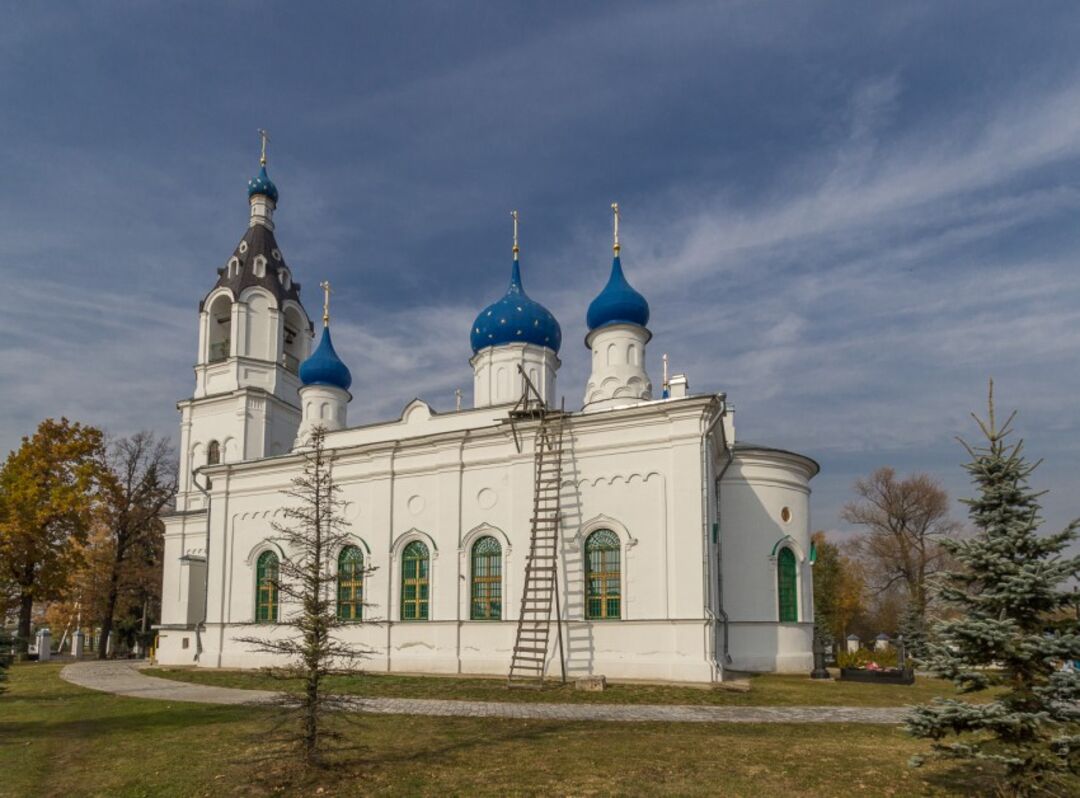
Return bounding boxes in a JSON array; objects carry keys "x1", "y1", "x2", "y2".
[
  {"x1": 258, "y1": 128, "x2": 270, "y2": 166},
  {"x1": 611, "y1": 202, "x2": 621, "y2": 255},
  {"x1": 320, "y1": 280, "x2": 332, "y2": 325},
  {"x1": 511, "y1": 210, "x2": 520, "y2": 257}
]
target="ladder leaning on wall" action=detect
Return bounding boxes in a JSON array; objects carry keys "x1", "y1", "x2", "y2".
[{"x1": 507, "y1": 366, "x2": 568, "y2": 687}]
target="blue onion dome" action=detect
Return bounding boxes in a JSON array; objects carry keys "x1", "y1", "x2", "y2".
[
  {"x1": 586, "y1": 256, "x2": 650, "y2": 333},
  {"x1": 299, "y1": 327, "x2": 352, "y2": 391},
  {"x1": 470, "y1": 258, "x2": 562, "y2": 354},
  {"x1": 247, "y1": 164, "x2": 279, "y2": 203}
]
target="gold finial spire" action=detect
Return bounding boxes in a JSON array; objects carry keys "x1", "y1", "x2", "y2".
[
  {"x1": 320, "y1": 280, "x2": 332, "y2": 325},
  {"x1": 511, "y1": 210, "x2": 520, "y2": 258},
  {"x1": 611, "y1": 202, "x2": 621, "y2": 255},
  {"x1": 258, "y1": 128, "x2": 270, "y2": 166}
]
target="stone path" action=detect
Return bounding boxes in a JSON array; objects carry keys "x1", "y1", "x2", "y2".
[{"x1": 60, "y1": 661, "x2": 908, "y2": 725}]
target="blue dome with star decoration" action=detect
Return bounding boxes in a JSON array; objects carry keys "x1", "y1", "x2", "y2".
[
  {"x1": 299, "y1": 326, "x2": 352, "y2": 391},
  {"x1": 586, "y1": 256, "x2": 649, "y2": 333},
  {"x1": 247, "y1": 164, "x2": 279, "y2": 203},
  {"x1": 470, "y1": 258, "x2": 562, "y2": 354}
]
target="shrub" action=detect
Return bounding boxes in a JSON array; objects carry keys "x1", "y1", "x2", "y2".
[{"x1": 838, "y1": 647, "x2": 899, "y2": 669}]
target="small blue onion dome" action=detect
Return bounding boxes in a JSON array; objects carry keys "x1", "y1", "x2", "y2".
[
  {"x1": 299, "y1": 327, "x2": 352, "y2": 391},
  {"x1": 586, "y1": 256, "x2": 650, "y2": 333},
  {"x1": 470, "y1": 259, "x2": 562, "y2": 354},
  {"x1": 247, "y1": 164, "x2": 279, "y2": 203}
]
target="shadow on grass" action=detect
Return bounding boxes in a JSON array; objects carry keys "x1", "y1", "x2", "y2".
[
  {"x1": 239, "y1": 712, "x2": 575, "y2": 793},
  {"x1": 0, "y1": 702, "x2": 260, "y2": 742},
  {"x1": 0, "y1": 691, "x2": 261, "y2": 747}
]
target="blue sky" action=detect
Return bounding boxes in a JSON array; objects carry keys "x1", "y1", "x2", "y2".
[{"x1": 2, "y1": 2, "x2": 1079, "y2": 540}]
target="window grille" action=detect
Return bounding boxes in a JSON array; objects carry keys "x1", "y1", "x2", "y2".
[
  {"x1": 401, "y1": 541, "x2": 429, "y2": 620},
  {"x1": 777, "y1": 547, "x2": 798, "y2": 622},
  {"x1": 470, "y1": 536, "x2": 502, "y2": 620},
  {"x1": 256, "y1": 551, "x2": 279, "y2": 622},
  {"x1": 337, "y1": 546, "x2": 364, "y2": 621},
  {"x1": 585, "y1": 529, "x2": 621, "y2": 619}
]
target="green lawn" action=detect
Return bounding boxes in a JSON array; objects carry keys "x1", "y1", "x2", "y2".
[
  {"x1": 0, "y1": 663, "x2": 1010, "y2": 797},
  {"x1": 147, "y1": 665, "x2": 979, "y2": 707}
]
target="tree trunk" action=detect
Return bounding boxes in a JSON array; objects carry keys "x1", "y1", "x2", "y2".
[
  {"x1": 97, "y1": 567, "x2": 121, "y2": 659},
  {"x1": 17, "y1": 592, "x2": 33, "y2": 658}
]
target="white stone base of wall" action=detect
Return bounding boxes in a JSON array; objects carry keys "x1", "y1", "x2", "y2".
[
  {"x1": 724, "y1": 621, "x2": 813, "y2": 673},
  {"x1": 154, "y1": 627, "x2": 201, "y2": 666},
  {"x1": 155, "y1": 619, "x2": 806, "y2": 682}
]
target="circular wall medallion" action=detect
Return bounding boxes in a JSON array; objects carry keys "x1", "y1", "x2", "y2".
[
  {"x1": 407, "y1": 495, "x2": 425, "y2": 515},
  {"x1": 477, "y1": 488, "x2": 497, "y2": 510},
  {"x1": 780, "y1": 506, "x2": 792, "y2": 524}
]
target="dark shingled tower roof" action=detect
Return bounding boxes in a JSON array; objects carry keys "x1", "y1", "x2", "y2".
[{"x1": 199, "y1": 162, "x2": 310, "y2": 331}]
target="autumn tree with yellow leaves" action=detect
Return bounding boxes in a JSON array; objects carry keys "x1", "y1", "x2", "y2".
[{"x1": 0, "y1": 418, "x2": 104, "y2": 656}]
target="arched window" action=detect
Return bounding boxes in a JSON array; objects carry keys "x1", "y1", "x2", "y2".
[
  {"x1": 401, "y1": 541, "x2": 429, "y2": 621},
  {"x1": 470, "y1": 536, "x2": 502, "y2": 620},
  {"x1": 256, "y1": 551, "x2": 279, "y2": 623},
  {"x1": 337, "y1": 546, "x2": 364, "y2": 621},
  {"x1": 207, "y1": 440, "x2": 221, "y2": 466},
  {"x1": 777, "y1": 547, "x2": 798, "y2": 622},
  {"x1": 585, "y1": 529, "x2": 621, "y2": 620}
]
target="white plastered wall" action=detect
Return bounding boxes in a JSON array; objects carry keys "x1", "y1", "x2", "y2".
[
  {"x1": 173, "y1": 398, "x2": 724, "y2": 682},
  {"x1": 718, "y1": 448, "x2": 816, "y2": 673},
  {"x1": 158, "y1": 395, "x2": 817, "y2": 682}
]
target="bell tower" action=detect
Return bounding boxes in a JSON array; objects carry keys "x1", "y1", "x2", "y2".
[{"x1": 175, "y1": 136, "x2": 313, "y2": 511}]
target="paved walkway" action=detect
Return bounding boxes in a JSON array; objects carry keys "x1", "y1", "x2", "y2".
[{"x1": 60, "y1": 661, "x2": 907, "y2": 725}]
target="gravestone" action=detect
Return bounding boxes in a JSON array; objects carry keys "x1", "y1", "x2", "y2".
[{"x1": 36, "y1": 629, "x2": 51, "y2": 662}]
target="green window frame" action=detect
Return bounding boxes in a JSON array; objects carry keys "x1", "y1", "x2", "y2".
[
  {"x1": 337, "y1": 546, "x2": 364, "y2": 622},
  {"x1": 585, "y1": 529, "x2": 621, "y2": 620},
  {"x1": 470, "y1": 536, "x2": 502, "y2": 620},
  {"x1": 400, "y1": 540, "x2": 430, "y2": 621},
  {"x1": 256, "y1": 550, "x2": 279, "y2": 623},
  {"x1": 777, "y1": 547, "x2": 798, "y2": 622}
]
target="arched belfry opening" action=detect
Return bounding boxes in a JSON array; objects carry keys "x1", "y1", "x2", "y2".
[
  {"x1": 207, "y1": 294, "x2": 232, "y2": 363},
  {"x1": 283, "y1": 305, "x2": 305, "y2": 374}
]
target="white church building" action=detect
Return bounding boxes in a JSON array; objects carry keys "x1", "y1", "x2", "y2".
[{"x1": 155, "y1": 151, "x2": 819, "y2": 682}]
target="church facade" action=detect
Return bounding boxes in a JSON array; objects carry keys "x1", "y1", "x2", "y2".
[{"x1": 155, "y1": 154, "x2": 819, "y2": 682}]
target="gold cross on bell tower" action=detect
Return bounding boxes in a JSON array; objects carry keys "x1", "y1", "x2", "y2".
[
  {"x1": 258, "y1": 128, "x2": 270, "y2": 166},
  {"x1": 320, "y1": 280, "x2": 332, "y2": 325},
  {"x1": 511, "y1": 210, "x2": 520, "y2": 258},
  {"x1": 611, "y1": 202, "x2": 621, "y2": 255}
]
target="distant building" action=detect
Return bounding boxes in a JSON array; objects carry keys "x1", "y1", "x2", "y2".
[{"x1": 155, "y1": 152, "x2": 819, "y2": 681}]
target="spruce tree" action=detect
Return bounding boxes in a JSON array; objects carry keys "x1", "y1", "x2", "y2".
[
  {"x1": 907, "y1": 384, "x2": 1080, "y2": 795},
  {"x1": 898, "y1": 603, "x2": 928, "y2": 662},
  {"x1": 236, "y1": 426, "x2": 375, "y2": 764}
]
